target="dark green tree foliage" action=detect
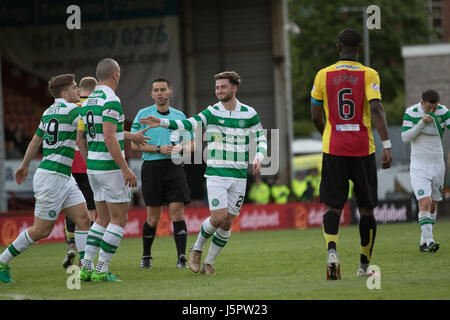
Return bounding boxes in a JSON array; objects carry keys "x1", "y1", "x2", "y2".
[{"x1": 289, "y1": 0, "x2": 433, "y2": 137}]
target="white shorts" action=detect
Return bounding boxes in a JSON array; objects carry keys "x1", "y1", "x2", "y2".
[
  {"x1": 33, "y1": 170, "x2": 85, "y2": 221},
  {"x1": 88, "y1": 171, "x2": 131, "y2": 203},
  {"x1": 410, "y1": 162, "x2": 445, "y2": 201},
  {"x1": 206, "y1": 176, "x2": 247, "y2": 215}
]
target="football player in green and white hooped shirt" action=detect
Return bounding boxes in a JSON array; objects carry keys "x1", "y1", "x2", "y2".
[
  {"x1": 77, "y1": 58, "x2": 150, "y2": 283},
  {"x1": 140, "y1": 71, "x2": 267, "y2": 275},
  {"x1": 401, "y1": 89, "x2": 450, "y2": 253},
  {"x1": 0, "y1": 74, "x2": 92, "y2": 283}
]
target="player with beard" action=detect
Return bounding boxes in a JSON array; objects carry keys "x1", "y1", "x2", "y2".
[{"x1": 139, "y1": 71, "x2": 267, "y2": 275}]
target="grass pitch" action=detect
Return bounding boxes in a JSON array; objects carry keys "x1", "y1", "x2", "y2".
[{"x1": 1, "y1": 221, "x2": 449, "y2": 300}]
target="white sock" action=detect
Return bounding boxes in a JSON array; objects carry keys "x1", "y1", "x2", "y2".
[
  {"x1": 204, "y1": 228, "x2": 231, "y2": 265},
  {"x1": 96, "y1": 224, "x2": 123, "y2": 273},
  {"x1": 0, "y1": 229, "x2": 34, "y2": 264},
  {"x1": 418, "y1": 211, "x2": 434, "y2": 245},
  {"x1": 75, "y1": 230, "x2": 88, "y2": 260},
  {"x1": 193, "y1": 217, "x2": 217, "y2": 251},
  {"x1": 430, "y1": 213, "x2": 436, "y2": 222},
  {"x1": 420, "y1": 232, "x2": 425, "y2": 246},
  {"x1": 84, "y1": 222, "x2": 106, "y2": 262}
]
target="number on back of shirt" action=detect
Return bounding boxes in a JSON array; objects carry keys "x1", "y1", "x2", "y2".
[
  {"x1": 337, "y1": 88, "x2": 355, "y2": 120},
  {"x1": 86, "y1": 110, "x2": 96, "y2": 139},
  {"x1": 45, "y1": 118, "x2": 59, "y2": 145}
]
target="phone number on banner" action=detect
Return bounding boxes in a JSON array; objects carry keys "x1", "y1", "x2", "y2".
[{"x1": 31, "y1": 25, "x2": 168, "y2": 52}]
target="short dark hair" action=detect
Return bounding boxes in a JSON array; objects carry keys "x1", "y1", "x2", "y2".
[
  {"x1": 96, "y1": 58, "x2": 119, "y2": 81},
  {"x1": 337, "y1": 28, "x2": 362, "y2": 48},
  {"x1": 48, "y1": 74, "x2": 75, "y2": 98},
  {"x1": 214, "y1": 71, "x2": 241, "y2": 87},
  {"x1": 152, "y1": 78, "x2": 172, "y2": 89},
  {"x1": 422, "y1": 90, "x2": 440, "y2": 103}
]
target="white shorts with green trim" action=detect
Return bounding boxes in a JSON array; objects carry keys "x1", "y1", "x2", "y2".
[
  {"x1": 410, "y1": 161, "x2": 445, "y2": 201},
  {"x1": 88, "y1": 171, "x2": 131, "y2": 203},
  {"x1": 33, "y1": 169, "x2": 85, "y2": 221},
  {"x1": 206, "y1": 176, "x2": 247, "y2": 215}
]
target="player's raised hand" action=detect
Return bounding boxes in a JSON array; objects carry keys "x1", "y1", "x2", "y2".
[
  {"x1": 139, "y1": 116, "x2": 161, "y2": 128},
  {"x1": 14, "y1": 165, "x2": 28, "y2": 185},
  {"x1": 252, "y1": 157, "x2": 261, "y2": 175},
  {"x1": 381, "y1": 149, "x2": 392, "y2": 169},
  {"x1": 132, "y1": 126, "x2": 152, "y2": 145}
]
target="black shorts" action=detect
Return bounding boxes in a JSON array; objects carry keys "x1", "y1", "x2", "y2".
[
  {"x1": 141, "y1": 160, "x2": 191, "y2": 206},
  {"x1": 320, "y1": 153, "x2": 378, "y2": 210},
  {"x1": 72, "y1": 172, "x2": 96, "y2": 211}
]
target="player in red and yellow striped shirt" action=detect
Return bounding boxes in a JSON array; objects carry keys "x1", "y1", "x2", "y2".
[{"x1": 311, "y1": 28, "x2": 392, "y2": 280}]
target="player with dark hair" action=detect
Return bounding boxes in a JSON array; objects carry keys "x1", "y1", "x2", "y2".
[
  {"x1": 402, "y1": 89, "x2": 450, "y2": 252},
  {"x1": 311, "y1": 28, "x2": 392, "y2": 280},
  {"x1": 131, "y1": 78, "x2": 194, "y2": 269},
  {"x1": 139, "y1": 71, "x2": 267, "y2": 275}
]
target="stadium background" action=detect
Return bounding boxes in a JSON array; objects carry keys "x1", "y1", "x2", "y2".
[{"x1": 0, "y1": 0, "x2": 449, "y2": 246}]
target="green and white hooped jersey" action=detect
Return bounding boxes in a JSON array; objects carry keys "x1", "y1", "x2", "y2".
[
  {"x1": 161, "y1": 99, "x2": 267, "y2": 179},
  {"x1": 402, "y1": 103, "x2": 450, "y2": 163},
  {"x1": 80, "y1": 85, "x2": 125, "y2": 174},
  {"x1": 35, "y1": 98, "x2": 80, "y2": 177}
]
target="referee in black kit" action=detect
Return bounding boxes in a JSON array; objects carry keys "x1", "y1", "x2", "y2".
[{"x1": 131, "y1": 78, "x2": 194, "y2": 269}]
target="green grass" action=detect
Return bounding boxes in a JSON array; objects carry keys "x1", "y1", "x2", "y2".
[{"x1": 1, "y1": 221, "x2": 450, "y2": 300}]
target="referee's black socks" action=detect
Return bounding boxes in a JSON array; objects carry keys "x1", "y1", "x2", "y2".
[
  {"x1": 322, "y1": 210, "x2": 340, "y2": 251},
  {"x1": 173, "y1": 220, "x2": 187, "y2": 257},
  {"x1": 359, "y1": 214, "x2": 377, "y2": 265},
  {"x1": 142, "y1": 221, "x2": 156, "y2": 258}
]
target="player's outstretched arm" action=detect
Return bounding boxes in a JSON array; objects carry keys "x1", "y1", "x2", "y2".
[
  {"x1": 139, "y1": 115, "x2": 163, "y2": 128},
  {"x1": 124, "y1": 126, "x2": 152, "y2": 145},
  {"x1": 15, "y1": 134, "x2": 43, "y2": 185},
  {"x1": 370, "y1": 99, "x2": 392, "y2": 169},
  {"x1": 141, "y1": 110, "x2": 208, "y2": 132}
]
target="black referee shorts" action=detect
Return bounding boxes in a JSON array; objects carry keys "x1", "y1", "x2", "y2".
[
  {"x1": 141, "y1": 159, "x2": 191, "y2": 207},
  {"x1": 72, "y1": 172, "x2": 96, "y2": 211},
  {"x1": 320, "y1": 153, "x2": 378, "y2": 210}
]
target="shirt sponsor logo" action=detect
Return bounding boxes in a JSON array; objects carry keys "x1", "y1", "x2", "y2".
[
  {"x1": 371, "y1": 83, "x2": 380, "y2": 91},
  {"x1": 336, "y1": 124, "x2": 360, "y2": 131},
  {"x1": 105, "y1": 109, "x2": 119, "y2": 119},
  {"x1": 335, "y1": 64, "x2": 361, "y2": 70}
]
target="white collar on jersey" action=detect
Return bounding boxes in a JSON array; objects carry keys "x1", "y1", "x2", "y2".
[
  {"x1": 217, "y1": 99, "x2": 242, "y2": 112},
  {"x1": 54, "y1": 98, "x2": 69, "y2": 104},
  {"x1": 95, "y1": 85, "x2": 115, "y2": 95}
]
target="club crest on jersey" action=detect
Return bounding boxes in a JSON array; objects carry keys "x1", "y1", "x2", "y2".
[
  {"x1": 371, "y1": 83, "x2": 380, "y2": 91},
  {"x1": 238, "y1": 120, "x2": 245, "y2": 128}
]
